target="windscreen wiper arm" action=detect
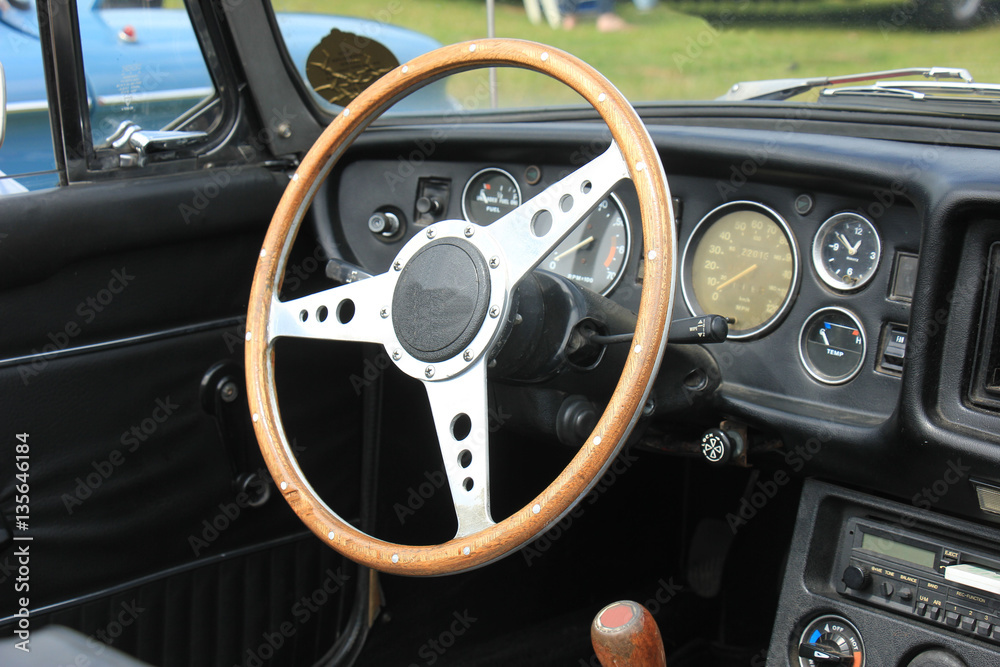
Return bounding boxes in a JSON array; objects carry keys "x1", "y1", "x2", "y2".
[
  {"x1": 822, "y1": 80, "x2": 1000, "y2": 103},
  {"x1": 718, "y1": 67, "x2": 973, "y2": 102}
]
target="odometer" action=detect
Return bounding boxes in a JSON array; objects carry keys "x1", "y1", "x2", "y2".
[{"x1": 682, "y1": 202, "x2": 799, "y2": 339}]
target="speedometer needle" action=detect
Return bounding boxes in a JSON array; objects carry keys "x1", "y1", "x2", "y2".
[
  {"x1": 715, "y1": 264, "x2": 758, "y2": 291},
  {"x1": 554, "y1": 235, "x2": 595, "y2": 261}
]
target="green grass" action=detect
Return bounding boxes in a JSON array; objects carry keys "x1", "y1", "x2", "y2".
[{"x1": 269, "y1": 0, "x2": 1000, "y2": 106}]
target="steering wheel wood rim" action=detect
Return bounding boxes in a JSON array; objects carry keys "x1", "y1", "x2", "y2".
[{"x1": 246, "y1": 38, "x2": 674, "y2": 576}]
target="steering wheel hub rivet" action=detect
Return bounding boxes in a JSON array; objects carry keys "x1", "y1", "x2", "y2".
[
  {"x1": 343, "y1": 108, "x2": 351, "y2": 117},
  {"x1": 463, "y1": 349, "x2": 474, "y2": 362},
  {"x1": 594, "y1": 436, "x2": 602, "y2": 445},
  {"x1": 489, "y1": 306, "x2": 500, "y2": 318},
  {"x1": 380, "y1": 308, "x2": 389, "y2": 319},
  {"x1": 328, "y1": 531, "x2": 335, "y2": 540},
  {"x1": 402, "y1": 65, "x2": 409, "y2": 73},
  {"x1": 598, "y1": 92, "x2": 607, "y2": 103},
  {"x1": 392, "y1": 349, "x2": 402, "y2": 361},
  {"x1": 532, "y1": 503, "x2": 541, "y2": 514},
  {"x1": 469, "y1": 44, "x2": 476, "y2": 52},
  {"x1": 425, "y1": 366, "x2": 435, "y2": 378},
  {"x1": 291, "y1": 173, "x2": 300, "y2": 181},
  {"x1": 634, "y1": 344, "x2": 642, "y2": 354},
  {"x1": 252, "y1": 413, "x2": 259, "y2": 423},
  {"x1": 393, "y1": 261, "x2": 402, "y2": 271},
  {"x1": 464, "y1": 226, "x2": 474, "y2": 237},
  {"x1": 648, "y1": 250, "x2": 657, "y2": 261},
  {"x1": 391, "y1": 554, "x2": 399, "y2": 563},
  {"x1": 280, "y1": 481, "x2": 287, "y2": 490},
  {"x1": 245, "y1": 331, "x2": 252, "y2": 342},
  {"x1": 463, "y1": 546, "x2": 471, "y2": 555},
  {"x1": 489, "y1": 256, "x2": 500, "y2": 268},
  {"x1": 260, "y1": 248, "x2": 266, "y2": 257},
  {"x1": 426, "y1": 229, "x2": 436, "y2": 239},
  {"x1": 636, "y1": 161, "x2": 646, "y2": 172},
  {"x1": 541, "y1": 52, "x2": 549, "y2": 61}
]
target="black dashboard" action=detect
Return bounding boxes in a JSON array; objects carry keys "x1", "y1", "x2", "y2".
[
  {"x1": 328, "y1": 122, "x2": 923, "y2": 426},
  {"x1": 311, "y1": 118, "x2": 1000, "y2": 665}
]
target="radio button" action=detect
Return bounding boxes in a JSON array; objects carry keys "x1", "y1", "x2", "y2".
[
  {"x1": 881, "y1": 581, "x2": 895, "y2": 597},
  {"x1": 945, "y1": 611, "x2": 961, "y2": 627},
  {"x1": 899, "y1": 587, "x2": 913, "y2": 601},
  {"x1": 976, "y1": 621, "x2": 992, "y2": 637},
  {"x1": 960, "y1": 616, "x2": 976, "y2": 632},
  {"x1": 930, "y1": 606, "x2": 942, "y2": 621},
  {"x1": 916, "y1": 602, "x2": 928, "y2": 616},
  {"x1": 991, "y1": 625, "x2": 1000, "y2": 642}
]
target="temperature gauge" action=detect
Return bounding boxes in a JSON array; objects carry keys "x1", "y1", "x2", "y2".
[
  {"x1": 799, "y1": 307, "x2": 866, "y2": 385},
  {"x1": 797, "y1": 614, "x2": 865, "y2": 667}
]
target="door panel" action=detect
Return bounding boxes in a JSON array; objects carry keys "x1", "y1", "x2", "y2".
[{"x1": 0, "y1": 167, "x2": 366, "y2": 664}]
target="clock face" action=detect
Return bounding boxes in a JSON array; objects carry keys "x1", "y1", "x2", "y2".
[{"x1": 812, "y1": 212, "x2": 882, "y2": 291}]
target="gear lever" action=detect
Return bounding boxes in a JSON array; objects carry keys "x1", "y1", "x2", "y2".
[{"x1": 591, "y1": 600, "x2": 667, "y2": 667}]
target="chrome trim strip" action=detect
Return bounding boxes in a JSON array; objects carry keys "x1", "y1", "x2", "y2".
[
  {"x1": 0, "y1": 317, "x2": 244, "y2": 369},
  {"x1": 6, "y1": 100, "x2": 47, "y2": 114},
  {"x1": 95, "y1": 86, "x2": 215, "y2": 107}
]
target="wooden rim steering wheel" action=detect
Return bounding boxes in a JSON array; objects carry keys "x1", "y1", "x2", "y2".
[{"x1": 246, "y1": 39, "x2": 675, "y2": 576}]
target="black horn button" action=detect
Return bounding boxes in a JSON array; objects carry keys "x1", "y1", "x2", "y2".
[{"x1": 392, "y1": 238, "x2": 492, "y2": 363}]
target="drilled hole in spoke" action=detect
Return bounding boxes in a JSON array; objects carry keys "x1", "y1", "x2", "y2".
[
  {"x1": 531, "y1": 210, "x2": 552, "y2": 238},
  {"x1": 458, "y1": 449, "x2": 472, "y2": 468},
  {"x1": 560, "y1": 194, "x2": 574, "y2": 212},
  {"x1": 581, "y1": 181, "x2": 592, "y2": 194},
  {"x1": 463, "y1": 477, "x2": 474, "y2": 492},
  {"x1": 337, "y1": 299, "x2": 355, "y2": 324},
  {"x1": 316, "y1": 306, "x2": 329, "y2": 322},
  {"x1": 299, "y1": 310, "x2": 308, "y2": 322},
  {"x1": 451, "y1": 413, "x2": 472, "y2": 441}
]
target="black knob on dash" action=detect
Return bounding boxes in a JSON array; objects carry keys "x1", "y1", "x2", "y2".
[
  {"x1": 416, "y1": 196, "x2": 441, "y2": 214},
  {"x1": 905, "y1": 649, "x2": 967, "y2": 667},
  {"x1": 842, "y1": 565, "x2": 871, "y2": 591},
  {"x1": 700, "y1": 428, "x2": 744, "y2": 465}
]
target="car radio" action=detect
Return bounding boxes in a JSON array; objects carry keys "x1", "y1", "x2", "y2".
[{"x1": 836, "y1": 517, "x2": 1000, "y2": 644}]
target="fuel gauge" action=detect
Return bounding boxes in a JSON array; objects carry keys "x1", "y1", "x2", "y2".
[
  {"x1": 462, "y1": 168, "x2": 522, "y2": 225},
  {"x1": 799, "y1": 307, "x2": 866, "y2": 385}
]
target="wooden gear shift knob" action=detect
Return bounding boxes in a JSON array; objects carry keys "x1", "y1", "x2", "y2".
[{"x1": 591, "y1": 600, "x2": 667, "y2": 667}]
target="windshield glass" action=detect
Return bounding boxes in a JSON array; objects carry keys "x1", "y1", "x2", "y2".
[{"x1": 269, "y1": 0, "x2": 1000, "y2": 116}]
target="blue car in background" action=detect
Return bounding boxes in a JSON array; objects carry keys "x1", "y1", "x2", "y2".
[{"x1": 0, "y1": 0, "x2": 449, "y2": 189}]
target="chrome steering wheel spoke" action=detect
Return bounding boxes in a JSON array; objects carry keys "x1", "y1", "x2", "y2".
[
  {"x1": 268, "y1": 273, "x2": 394, "y2": 345},
  {"x1": 422, "y1": 360, "x2": 495, "y2": 538},
  {"x1": 488, "y1": 142, "x2": 630, "y2": 284}
]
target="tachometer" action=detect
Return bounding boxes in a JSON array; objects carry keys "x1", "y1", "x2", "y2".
[
  {"x1": 681, "y1": 201, "x2": 799, "y2": 339},
  {"x1": 543, "y1": 194, "x2": 630, "y2": 295}
]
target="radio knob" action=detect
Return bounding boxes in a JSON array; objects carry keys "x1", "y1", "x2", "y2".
[
  {"x1": 905, "y1": 649, "x2": 967, "y2": 667},
  {"x1": 842, "y1": 565, "x2": 871, "y2": 591}
]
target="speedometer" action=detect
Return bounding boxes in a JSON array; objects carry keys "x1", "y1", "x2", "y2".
[{"x1": 681, "y1": 201, "x2": 799, "y2": 339}]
